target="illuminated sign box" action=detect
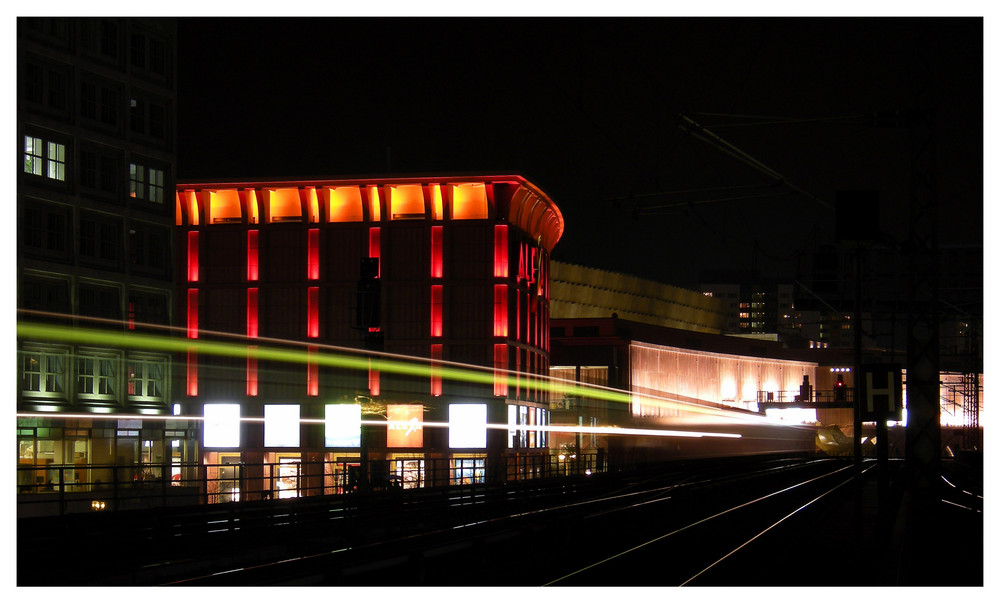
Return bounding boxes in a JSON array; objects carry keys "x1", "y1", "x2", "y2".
[
  {"x1": 264, "y1": 404, "x2": 300, "y2": 447},
  {"x1": 325, "y1": 404, "x2": 361, "y2": 447},
  {"x1": 387, "y1": 404, "x2": 423, "y2": 448},
  {"x1": 203, "y1": 403, "x2": 241, "y2": 448},
  {"x1": 449, "y1": 403, "x2": 487, "y2": 449}
]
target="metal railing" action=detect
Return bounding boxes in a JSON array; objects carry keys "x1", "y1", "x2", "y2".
[{"x1": 17, "y1": 453, "x2": 607, "y2": 517}]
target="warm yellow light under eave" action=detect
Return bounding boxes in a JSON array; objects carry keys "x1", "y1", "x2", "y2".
[
  {"x1": 430, "y1": 184, "x2": 444, "y2": 220},
  {"x1": 269, "y1": 188, "x2": 302, "y2": 222},
  {"x1": 326, "y1": 186, "x2": 364, "y2": 222},
  {"x1": 390, "y1": 184, "x2": 425, "y2": 219},
  {"x1": 208, "y1": 189, "x2": 242, "y2": 223},
  {"x1": 452, "y1": 183, "x2": 488, "y2": 219}
]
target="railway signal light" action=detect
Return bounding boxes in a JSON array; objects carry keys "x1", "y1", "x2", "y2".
[{"x1": 834, "y1": 375, "x2": 846, "y2": 401}]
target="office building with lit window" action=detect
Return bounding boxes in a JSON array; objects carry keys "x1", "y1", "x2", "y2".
[
  {"x1": 173, "y1": 175, "x2": 563, "y2": 498},
  {"x1": 16, "y1": 18, "x2": 181, "y2": 500}
]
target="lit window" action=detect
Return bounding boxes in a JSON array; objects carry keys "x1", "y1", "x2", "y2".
[
  {"x1": 21, "y1": 348, "x2": 67, "y2": 395},
  {"x1": 127, "y1": 356, "x2": 165, "y2": 400},
  {"x1": 450, "y1": 457, "x2": 485, "y2": 485},
  {"x1": 23, "y1": 136, "x2": 43, "y2": 176},
  {"x1": 46, "y1": 141, "x2": 65, "y2": 180},
  {"x1": 23, "y1": 136, "x2": 65, "y2": 181},
  {"x1": 78, "y1": 354, "x2": 117, "y2": 398},
  {"x1": 129, "y1": 163, "x2": 145, "y2": 199}
]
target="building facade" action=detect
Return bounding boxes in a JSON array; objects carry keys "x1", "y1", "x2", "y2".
[
  {"x1": 17, "y1": 18, "x2": 179, "y2": 494},
  {"x1": 174, "y1": 175, "x2": 563, "y2": 497}
]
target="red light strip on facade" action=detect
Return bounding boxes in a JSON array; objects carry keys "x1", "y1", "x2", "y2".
[
  {"x1": 308, "y1": 228, "x2": 319, "y2": 280},
  {"x1": 369, "y1": 227, "x2": 381, "y2": 277},
  {"x1": 187, "y1": 289, "x2": 198, "y2": 339},
  {"x1": 247, "y1": 230, "x2": 259, "y2": 281},
  {"x1": 431, "y1": 225, "x2": 443, "y2": 278},
  {"x1": 247, "y1": 287, "x2": 258, "y2": 338},
  {"x1": 186, "y1": 348, "x2": 198, "y2": 396},
  {"x1": 187, "y1": 231, "x2": 199, "y2": 282},
  {"x1": 431, "y1": 285, "x2": 443, "y2": 338},
  {"x1": 430, "y1": 344, "x2": 442, "y2": 397},
  {"x1": 307, "y1": 345, "x2": 318, "y2": 396},
  {"x1": 494, "y1": 284, "x2": 508, "y2": 337},
  {"x1": 494, "y1": 225, "x2": 508, "y2": 278},
  {"x1": 494, "y1": 344, "x2": 508, "y2": 397},
  {"x1": 307, "y1": 287, "x2": 319, "y2": 338},
  {"x1": 247, "y1": 346, "x2": 258, "y2": 397},
  {"x1": 369, "y1": 359, "x2": 380, "y2": 396}
]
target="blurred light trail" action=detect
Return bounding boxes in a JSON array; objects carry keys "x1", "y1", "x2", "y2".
[{"x1": 15, "y1": 412, "x2": 741, "y2": 440}]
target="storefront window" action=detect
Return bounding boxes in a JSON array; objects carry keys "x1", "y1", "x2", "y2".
[
  {"x1": 450, "y1": 457, "x2": 485, "y2": 485},
  {"x1": 392, "y1": 459, "x2": 425, "y2": 489}
]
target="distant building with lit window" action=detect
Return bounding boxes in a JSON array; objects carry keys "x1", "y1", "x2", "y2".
[
  {"x1": 699, "y1": 276, "x2": 795, "y2": 337},
  {"x1": 16, "y1": 18, "x2": 179, "y2": 495},
  {"x1": 174, "y1": 175, "x2": 563, "y2": 496}
]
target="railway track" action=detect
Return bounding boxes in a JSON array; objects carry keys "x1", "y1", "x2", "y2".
[{"x1": 160, "y1": 455, "x2": 844, "y2": 585}]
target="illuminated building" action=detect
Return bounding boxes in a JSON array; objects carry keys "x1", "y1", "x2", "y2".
[
  {"x1": 174, "y1": 175, "x2": 563, "y2": 495},
  {"x1": 550, "y1": 262, "x2": 728, "y2": 334},
  {"x1": 16, "y1": 18, "x2": 181, "y2": 494}
]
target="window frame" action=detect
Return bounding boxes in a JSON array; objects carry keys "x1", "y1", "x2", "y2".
[{"x1": 21, "y1": 345, "x2": 70, "y2": 399}]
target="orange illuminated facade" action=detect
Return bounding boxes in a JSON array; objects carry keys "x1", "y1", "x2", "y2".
[{"x1": 174, "y1": 175, "x2": 564, "y2": 490}]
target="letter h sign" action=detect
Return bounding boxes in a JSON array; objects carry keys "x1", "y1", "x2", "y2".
[{"x1": 860, "y1": 364, "x2": 903, "y2": 422}]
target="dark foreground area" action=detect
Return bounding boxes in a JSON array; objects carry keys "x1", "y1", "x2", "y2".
[{"x1": 17, "y1": 454, "x2": 982, "y2": 587}]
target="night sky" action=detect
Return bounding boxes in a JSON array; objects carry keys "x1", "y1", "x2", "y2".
[{"x1": 176, "y1": 17, "x2": 983, "y2": 288}]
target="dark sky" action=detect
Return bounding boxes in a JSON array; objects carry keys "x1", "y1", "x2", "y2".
[{"x1": 177, "y1": 17, "x2": 983, "y2": 288}]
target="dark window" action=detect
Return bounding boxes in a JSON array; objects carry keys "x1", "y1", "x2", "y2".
[
  {"x1": 99, "y1": 155, "x2": 119, "y2": 194},
  {"x1": 149, "y1": 102, "x2": 165, "y2": 139},
  {"x1": 80, "y1": 81, "x2": 96, "y2": 120},
  {"x1": 47, "y1": 69, "x2": 66, "y2": 111},
  {"x1": 129, "y1": 291, "x2": 169, "y2": 326},
  {"x1": 129, "y1": 226, "x2": 168, "y2": 273},
  {"x1": 100, "y1": 87, "x2": 118, "y2": 126},
  {"x1": 80, "y1": 151, "x2": 98, "y2": 189},
  {"x1": 130, "y1": 33, "x2": 146, "y2": 68},
  {"x1": 129, "y1": 98, "x2": 144, "y2": 133},
  {"x1": 99, "y1": 20, "x2": 118, "y2": 59},
  {"x1": 79, "y1": 214, "x2": 121, "y2": 267},
  {"x1": 19, "y1": 277, "x2": 70, "y2": 314},
  {"x1": 572, "y1": 326, "x2": 599, "y2": 337},
  {"x1": 78, "y1": 285, "x2": 121, "y2": 321},
  {"x1": 150, "y1": 38, "x2": 166, "y2": 75},
  {"x1": 24, "y1": 63, "x2": 44, "y2": 103}
]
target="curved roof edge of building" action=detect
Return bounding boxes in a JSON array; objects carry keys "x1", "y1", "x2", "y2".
[
  {"x1": 176, "y1": 173, "x2": 564, "y2": 252},
  {"x1": 176, "y1": 173, "x2": 565, "y2": 253}
]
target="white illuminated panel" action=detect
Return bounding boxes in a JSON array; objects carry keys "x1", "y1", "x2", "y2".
[
  {"x1": 449, "y1": 403, "x2": 487, "y2": 449},
  {"x1": 203, "y1": 404, "x2": 241, "y2": 448},
  {"x1": 265, "y1": 404, "x2": 300, "y2": 447},
  {"x1": 507, "y1": 405, "x2": 517, "y2": 447},
  {"x1": 325, "y1": 404, "x2": 361, "y2": 447}
]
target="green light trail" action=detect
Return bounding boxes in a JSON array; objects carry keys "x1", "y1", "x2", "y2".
[{"x1": 17, "y1": 320, "x2": 635, "y2": 407}]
